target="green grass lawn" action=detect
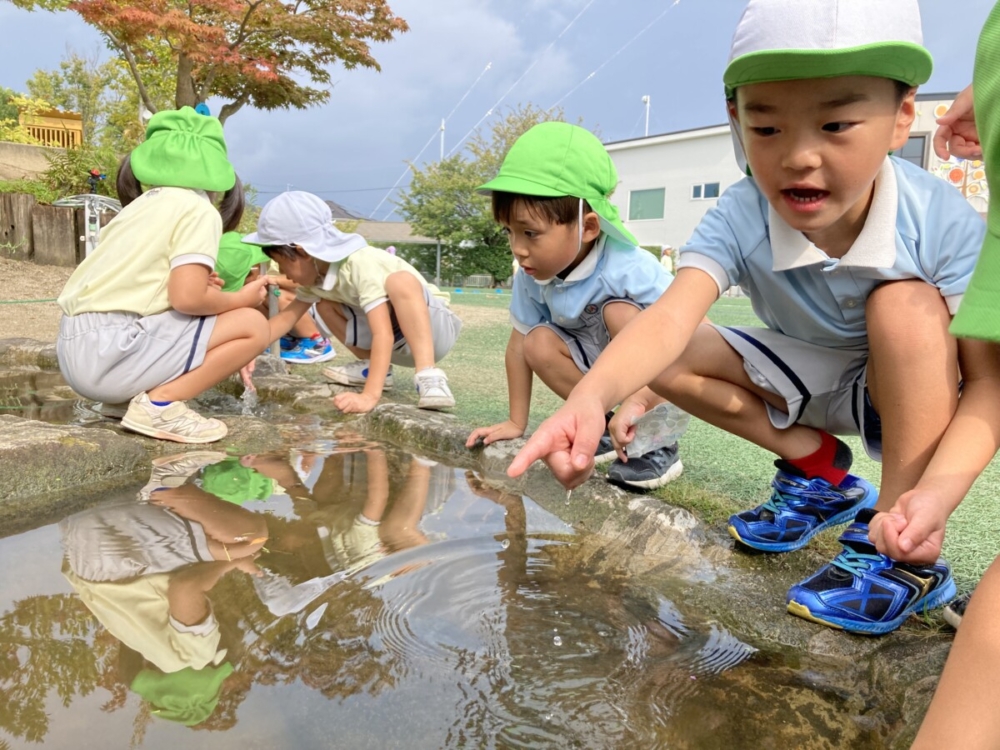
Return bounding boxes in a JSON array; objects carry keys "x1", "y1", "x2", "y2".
[{"x1": 439, "y1": 293, "x2": 1000, "y2": 591}]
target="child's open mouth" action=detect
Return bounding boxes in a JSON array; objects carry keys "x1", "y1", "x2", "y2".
[{"x1": 781, "y1": 187, "x2": 830, "y2": 211}]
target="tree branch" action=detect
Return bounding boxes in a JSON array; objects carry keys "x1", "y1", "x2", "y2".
[
  {"x1": 218, "y1": 94, "x2": 250, "y2": 124},
  {"x1": 105, "y1": 31, "x2": 158, "y2": 115}
]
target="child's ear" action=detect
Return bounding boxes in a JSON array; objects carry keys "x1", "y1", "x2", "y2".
[
  {"x1": 889, "y1": 88, "x2": 918, "y2": 151},
  {"x1": 582, "y1": 211, "x2": 602, "y2": 242}
]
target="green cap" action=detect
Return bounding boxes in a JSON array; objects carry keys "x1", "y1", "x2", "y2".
[
  {"x1": 131, "y1": 107, "x2": 236, "y2": 192},
  {"x1": 950, "y1": 2, "x2": 1000, "y2": 341},
  {"x1": 130, "y1": 662, "x2": 234, "y2": 726},
  {"x1": 477, "y1": 122, "x2": 637, "y2": 246},
  {"x1": 215, "y1": 232, "x2": 271, "y2": 292},
  {"x1": 200, "y1": 457, "x2": 274, "y2": 505}
]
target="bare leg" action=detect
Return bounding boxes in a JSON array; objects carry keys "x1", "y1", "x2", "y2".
[
  {"x1": 865, "y1": 280, "x2": 959, "y2": 510},
  {"x1": 522, "y1": 327, "x2": 584, "y2": 400},
  {"x1": 149, "y1": 308, "x2": 270, "y2": 402},
  {"x1": 384, "y1": 272, "x2": 436, "y2": 371},
  {"x1": 912, "y1": 557, "x2": 1000, "y2": 749},
  {"x1": 651, "y1": 323, "x2": 823, "y2": 459},
  {"x1": 379, "y1": 458, "x2": 431, "y2": 552},
  {"x1": 315, "y1": 300, "x2": 371, "y2": 359},
  {"x1": 150, "y1": 483, "x2": 269, "y2": 554}
]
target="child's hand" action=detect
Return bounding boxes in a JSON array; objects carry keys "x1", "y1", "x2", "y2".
[
  {"x1": 609, "y1": 399, "x2": 646, "y2": 461},
  {"x1": 466, "y1": 420, "x2": 525, "y2": 448},
  {"x1": 240, "y1": 361, "x2": 256, "y2": 392},
  {"x1": 208, "y1": 271, "x2": 225, "y2": 289},
  {"x1": 237, "y1": 275, "x2": 272, "y2": 307},
  {"x1": 868, "y1": 490, "x2": 949, "y2": 565},
  {"x1": 333, "y1": 391, "x2": 380, "y2": 414},
  {"x1": 507, "y1": 398, "x2": 605, "y2": 488},
  {"x1": 934, "y1": 84, "x2": 981, "y2": 160}
]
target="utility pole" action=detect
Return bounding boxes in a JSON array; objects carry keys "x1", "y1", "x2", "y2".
[
  {"x1": 642, "y1": 95, "x2": 650, "y2": 137},
  {"x1": 436, "y1": 117, "x2": 445, "y2": 285}
]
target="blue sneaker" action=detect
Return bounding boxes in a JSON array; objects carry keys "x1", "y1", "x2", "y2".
[
  {"x1": 281, "y1": 342, "x2": 322, "y2": 363},
  {"x1": 787, "y1": 509, "x2": 956, "y2": 635},
  {"x1": 728, "y1": 463, "x2": 878, "y2": 552},
  {"x1": 280, "y1": 335, "x2": 299, "y2": 351},
  {"x1": 302, "y1": 337, "x2": 337, "y2": 363}
]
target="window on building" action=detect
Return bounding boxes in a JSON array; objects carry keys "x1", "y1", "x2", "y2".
[
  {"x1": 628, "y1": 188, "x2": 665, "y2": 220},
  {"x1": 692, "y1": 182, "x2": 721, "y2": 200},
  {"x1": 897, "y1": 135, "x2": 926, "y2": 169}
]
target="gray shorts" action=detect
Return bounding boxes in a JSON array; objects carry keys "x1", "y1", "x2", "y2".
[
  {"x1": 714, "y1": 325, "x2": 882, "y2": 460},
  {"x1": 316, "y1": 290, "x2": 463, "y2": 367},
  {"x1": 59, "y1": 502, "x2": 213, "y2": 582},
  {"x1": 57, "y1": 309, "x2": 216, "y2": 403},
  {"x1": 528, "y1": 298, "x2": 642, "y2": 374}
]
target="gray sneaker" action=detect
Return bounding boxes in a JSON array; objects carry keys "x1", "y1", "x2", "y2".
[
  {"x1": 606, "y1": 443, "x2": 683, "y2": 491},
  {"x1": 414, "y1": 367, "x2": 455, "y2": 410},
  {"x1": 943, "y1": 591, "x2": 972, "y2": 629},
  {"x1": 121, "y1": 393, "x2": 228, "y2": 444}
]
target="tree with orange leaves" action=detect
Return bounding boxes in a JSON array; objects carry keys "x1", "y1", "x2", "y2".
[{"x1": 11, "y1": 0, "x2": 408, "y2": 124}]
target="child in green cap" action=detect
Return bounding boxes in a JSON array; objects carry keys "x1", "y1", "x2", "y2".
[
  {"x1": 465, "y1": 121, "x2": 683, "y2": 490},
  {"x1": 56, "y1": 107, "x2": 290, "y2": 443},
  {"x1": 912, "y1": 4, "x2": 1000, "y2": 746},
  {"x1": 510, "y1": 0, "x2": 1000, "y2": 636}
]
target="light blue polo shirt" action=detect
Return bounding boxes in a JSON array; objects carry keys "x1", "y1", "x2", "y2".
[
  {"x1": 509, "y1": 233, "x2": 674, "y2": 334},
  {"x1": 678, "y1": 156, "x2": 986, "y2": 351}
]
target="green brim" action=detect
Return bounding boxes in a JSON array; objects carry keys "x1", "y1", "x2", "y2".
[
  {"x1": 476, "y1": 178, "x2": 637, "y2": 246},
  {"x1": 950, "y1": 231, "x2": 1000, "y2": 342},
  {"x1": 724, "y1": 42, "x2": 933, "y2": 98}
]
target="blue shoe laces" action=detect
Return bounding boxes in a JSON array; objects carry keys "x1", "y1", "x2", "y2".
[{"x1": 829, "y1": 545, "x2": 884, "y2": 578}]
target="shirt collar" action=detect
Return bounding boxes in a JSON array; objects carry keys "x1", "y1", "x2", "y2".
[
  {"x1": 317, "y1": 260, "x2": 340, "y2": 291},
  {"x1": 769, "y1": 157, "x2": 898, "y2": 272}
]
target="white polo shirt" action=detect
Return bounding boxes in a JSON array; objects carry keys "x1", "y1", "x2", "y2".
[{"x1": 678, "y1": 156, "x2": 986, "y2": 351}]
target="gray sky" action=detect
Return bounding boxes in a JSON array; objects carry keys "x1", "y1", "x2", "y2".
[{"x1": 0, "y1": 0, "x2": 994, "y2": 218}]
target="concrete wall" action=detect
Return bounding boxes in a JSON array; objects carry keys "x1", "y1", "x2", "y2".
[{"x1": 0, "y1": 142, "x2": 64, "y2": 181}]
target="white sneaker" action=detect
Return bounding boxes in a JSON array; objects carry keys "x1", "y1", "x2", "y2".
[
  {"x1": 322, "y1": 360, "x2": 394, "y2": 388},
  {"x1": 121, "y1": 393, "x2": 229, "y2": 444},
  {"x1": 414, "y1": 367, "x2": 455, "y2": 410},
  {"x1": 138, "y1": 450, "x2": 228, "y2": 500}
]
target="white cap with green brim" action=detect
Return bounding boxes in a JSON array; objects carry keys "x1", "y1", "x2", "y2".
[{"x1": 723, "y1": 0, "x2": 933, "y2": 99}]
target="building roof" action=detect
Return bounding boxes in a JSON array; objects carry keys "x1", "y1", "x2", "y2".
[
  {"x1": 335, "y1": 219, "x2": 436, "y2": 245},
  {"x1": 324, "y1": 199, "x2": 361, "y2": 220}
]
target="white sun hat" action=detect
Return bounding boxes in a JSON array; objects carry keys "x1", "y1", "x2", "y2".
[
  {"x1": 724, "y1": 0, "x2": 933, "y2": 99},
  {"x1": 243, "y1": 191, "x2": 368, "y2": 263}
]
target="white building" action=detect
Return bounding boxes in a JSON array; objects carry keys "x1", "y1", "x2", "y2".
[{"x1": 605, "y1": 93, "x2": 987, "y2": 252}]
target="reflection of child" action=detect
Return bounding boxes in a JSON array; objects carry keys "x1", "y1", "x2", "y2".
[
  {"x1": 245, "y1": 192, "x2": 463, "y2": 413},
  {"x1": 199, "y1": 455, "x2": 277, "y2": 505},
  {"x1": 56, "y1": 107, "x2": 273, "y2": 443},
  {"x1": 512, "y1": 0, "x2": 1000, "y2": 636}
]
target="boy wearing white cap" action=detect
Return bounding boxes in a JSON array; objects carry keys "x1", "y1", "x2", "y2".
[
  {"x1": 245, "y1": 192, "x2": 462, "y2": 413},
  {"x1": 509, "y1": 0, "x2": 1000, "y2": 635}
]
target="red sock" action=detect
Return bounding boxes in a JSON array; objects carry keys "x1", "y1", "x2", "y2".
[{"x1": 785, "y1": 432, "x2": 852, "y2": 486}]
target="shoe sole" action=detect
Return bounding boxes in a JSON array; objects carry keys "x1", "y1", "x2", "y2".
[
  {"x1": 607, "y1": 459, "x2": 684, "y2": 490},
  {"x1": 594, "y1": 450, "x2": 618, "y2": 463},
  {"x1": 787, "y1": 576, "x2": 957, "y2": 636},
  {"x1": 727, "y1": 480, "x2": 879, "y2": 553},
  {"x1": 417, "y1": 397, "x2": 455, "y2": 410},
  {"x1": 121, "y1": 417, "x2": 228, "y2": 444},
  {"x1": 942, "y1": 604, "x2": 964, "y2": 630},
  {"x1": 322, "y1": 369, "x2": 393, "y2": 389}
]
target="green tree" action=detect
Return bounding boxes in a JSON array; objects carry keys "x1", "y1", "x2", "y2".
[
  {"x1": 26, "y1": 50, "x2": 112, "y2": 145},
  {"x1": 397, "y1": 104, "x2": 567, "y2": 284},
  {"x1": 0, "y1": 87, "x2": 20, "y2": 121}
]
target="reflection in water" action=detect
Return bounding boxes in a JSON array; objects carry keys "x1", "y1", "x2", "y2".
[{"x1": 0, "y1": 434, "x2": 784, "y2": 748}]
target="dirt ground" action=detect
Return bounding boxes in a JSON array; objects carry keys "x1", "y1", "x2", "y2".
[{"x1": 0, "y1": 258, "x2": 73, "y2": 342}]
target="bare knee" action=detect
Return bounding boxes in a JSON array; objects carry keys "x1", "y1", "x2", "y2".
[
  {"x1": 523, "y1": 328, "x2": 566, "y2": 371},
  {"x1": 603, "y1": 302, "x2": 640, "y2": 338},
  {"x1": 866, "y1": 280, "x2": 956, "y2": 361}
]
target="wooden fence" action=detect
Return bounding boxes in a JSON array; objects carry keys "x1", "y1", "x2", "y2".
[{"x1": 0, "y1": 192, "x2": 111, "y2": 267}]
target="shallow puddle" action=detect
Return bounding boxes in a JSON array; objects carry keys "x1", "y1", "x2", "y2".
[{"x1": 0, "y1": 370, "x2": 888, "y2": 748}]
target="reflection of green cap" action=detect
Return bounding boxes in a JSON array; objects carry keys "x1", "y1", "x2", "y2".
[
  {"x1": 131, "y1": 107, "x2": 236, "y2": 192},
  {"x1": 950, "y1": 2, "x2": 1000, "y2": 341},
  {"x1": 215, "y1": 232, "x2": 271, "y2": 291},
  {"x1": 477, "y1": 122, "x2": 636, "y2": 246},
  {"x1": 723, "y1": 0, "x2": 932, "y2": 99},
  {"x1": 131, "y1": 662, "x2": 234, "y2": 726},
  {"x1": 200, "y1": 457, "x2": 274, "y2": 505}
]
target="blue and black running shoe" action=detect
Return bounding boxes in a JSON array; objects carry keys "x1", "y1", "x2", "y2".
[
  {"x1": 787, "y1": 508, "x2": 956, "y2": 635},
  {"x1": 728, "y1": 461, "x2": 878, "y2": 552}
]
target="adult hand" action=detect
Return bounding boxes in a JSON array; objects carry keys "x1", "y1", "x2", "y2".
[
  {"x1": 867, "y1": 489, "x2": 949, "y2": 565},
  {"x1": 466, "y1": 420, "x2": 525, "y2": 448},
  {"x1": 933, "y1": 85, "x2": 981, "y2": 160},
  {"x1": 333, "y1": 391, "x2": 379, "y2": 414},
  {"x1": 507, "y1": 399, "x2": 605, "y2": 489}
]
